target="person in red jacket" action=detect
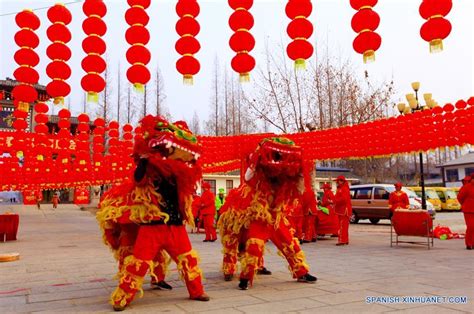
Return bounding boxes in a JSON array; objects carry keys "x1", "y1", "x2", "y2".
[
  {"x1": 52, "y1": 193, "x2": 60, "y2": 209},
  {"x1": 200, "y1": 183, "x2": 217, "y2": 242},
  {"x1": 334, "y1": 176, "x2": 351, "y2": 246},
  {"x1": 458, "y1": 175, "x2": 474, "y2": 250},
  {"x1": 388, "y1": 182, "x2": 409, "y2": 213}
]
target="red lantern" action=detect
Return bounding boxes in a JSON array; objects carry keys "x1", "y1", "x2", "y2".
[
  {"x1": 12, "y1": 10, "x2": 40, "y2": 136},
  {"x1": 286, "y1": 0, "x2": 314, "y2": 69},
  {"x1": 350, "y1": 0, "x2": 381, "y2": 63},
  {"x1": 175, "y1": 0, "x2": 201, "y2": 85},
  {"x1": 126, "y1": 0, "x2": 151, "y2": 92},
  {"x1": 229, "y1": 0, "x2": 255, "y2": 81},
  {"x1": 81, "y1": 0, "x2": 107, "y2": 103},
  {"x1": 46, "y1": 4, "x2": 72, "y2": 105},
  {"x1": 419, "y1": 0, "x2": 452, "y2": 53}
]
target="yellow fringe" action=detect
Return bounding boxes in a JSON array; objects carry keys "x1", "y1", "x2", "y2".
[
  {"x1": 277, "y1": 239, "x2": 310, "y2": 277},
  {"x1": 176, "y1": 250, "x2": 203, "y2": 282},
  {"x1": 150, "y1": 250, "x2": 171, "y2": 281}
]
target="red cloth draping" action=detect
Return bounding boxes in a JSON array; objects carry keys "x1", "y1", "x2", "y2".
[{"x1": 0, "y1": 214, "x2": 19, "y2": 241}]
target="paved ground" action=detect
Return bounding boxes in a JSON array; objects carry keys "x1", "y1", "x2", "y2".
[{"x1": 0, "y1": 205, "x2": 472, "y2": 313}]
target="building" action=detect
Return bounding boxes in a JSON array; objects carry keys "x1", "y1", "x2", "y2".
[
  {"x1": 202, "y1": 171, "x2": 240, "y2": 195},
  {"x1": 0, "y1": 78, "x2": 50, "y2": 132},
  {"x1": 438, "y1": 152, "x2": 474, "y2": 187}
]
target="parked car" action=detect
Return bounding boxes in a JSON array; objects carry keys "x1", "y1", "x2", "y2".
[
  {"x1": 349, "y1": 184, "x2": 435, "y2": 224},
  {"x1": 430, "y1": 187, "x2": 460, "y2": 211},
  {"x1": 406, "y1": 187, "x2": 442, "y2": 211}
]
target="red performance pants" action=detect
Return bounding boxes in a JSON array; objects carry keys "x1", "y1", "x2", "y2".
[
  {"x1": 338, "y1": 215, "x2": 350, "y2": 244},
  {"x1": 303, "y1": 215, "x2": 317, "y2": 241},
  {"x1": 240, "y1": 220, "x2": 309, "y2": 284},
  {"x1": 111, "y1": 225, "x2": 204, "y2": 308},
  {"x1": 202, "y1": 215, "x2": 217, "y2": 241},
  {"x1": 289, "y1": 216, "x2": 304, "y2": 239},
  {"x1": 464, "y1": 213, "x2": 474, "y2": 248}
]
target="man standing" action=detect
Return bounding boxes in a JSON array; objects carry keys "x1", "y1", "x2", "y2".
[
  {"x1": 215, "y1": 188, "x2": 226, "y2": 220},
  {"x1": 334, "y1": 176, "x2": 351, "y2": 246},
  {"x1": 200, "y1": 183, "x2": 217, "y2": 242},
  {"x1": 388, "y1": 182, "x2": 409, "y2": 213},
  {"x1": 458, "y1": 176, "x2": 474, "y2": 250}
]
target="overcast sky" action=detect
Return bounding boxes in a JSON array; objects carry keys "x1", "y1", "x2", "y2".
[{"x1": 0, "y1": 0, "x2": 473, "y2": 125}]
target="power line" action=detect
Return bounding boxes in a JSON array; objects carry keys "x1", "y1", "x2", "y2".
[{"x1": 0, "y1": 0, "x2": 84, "y2": 17}]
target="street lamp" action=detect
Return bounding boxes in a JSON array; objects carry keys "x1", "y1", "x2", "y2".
[{"x1": 396, "y1": 82, "x2": 439, "y2": 210}]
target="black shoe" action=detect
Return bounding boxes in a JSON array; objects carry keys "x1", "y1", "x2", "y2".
[
  {"x1": 467, "y1": 246, "x2": 473, "y2": 250},
  {"x1": 238, "y1": 279, "x2": 249, "y2": 290},
  {"x1": 113, "y1": 304, "x2": 127, "y2": 311},
  {"x1": 311, "y1": 238, "x2": 317, "y2": 242},
  {"x1": 152, "y1": 280, "x2": 172, "y2": 290},
  {"x1": 210, "y1": 239, "x2": 217, "y2": 242},
  {"x1": 224, "y1": 274, "x2": 233, "y2": 281},
  {"x1": 203, "y1": 239, "x2": 210, "y2": 242},
  {"x1": 257, "y1": 267, "x2": 272, "y2": 275},
  {"x1": 297, "y1": 273, "x2": 317, "y2": 283}
]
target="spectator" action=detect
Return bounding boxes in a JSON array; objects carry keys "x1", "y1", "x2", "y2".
[
  {"x1": 458, "y1": 176, "x2": 474, "y2": 250},
  {"x1": 201, "y1": 183, "x2": 217, "y2": 242},
  {"x1": 334, "y1": 176, "x2": 351, "y2": 246},
  {"x1": 215, "y1": 188, "x2": 226, "y2": 220}
]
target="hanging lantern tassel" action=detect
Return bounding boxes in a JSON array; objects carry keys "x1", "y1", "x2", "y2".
[
  {"x1": 133, "y1": 83, "x2": 145, "y2": 93},
  {"x1": 363, "y1": 49, "x2": 375, "y2": 63},
  {"x1": 239, "y1": 72, "x2": 250, "y2": 83},
  {"x1": 87, "y1": 92, "x2": 99, "y2": 103}
]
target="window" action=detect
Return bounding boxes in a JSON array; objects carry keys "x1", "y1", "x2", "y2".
[
  {"x1": 226, "y1": 180, "x2": 233, "y2": 194},
  {"x1": 355, "y1": 188, "x2": 372, "y2": 200},
  {"x1": 446, "y1": 169, "x2": 459, "y2": 182},
  {"x1": 350, "y1": 189, "x2": 356, "y2": 199},
  {"x1": 374, "y1": 187, "x2": 389, "y2": 200},
  {"x1": 465, "y1": 167, "x2": 474, "y2": 177},
  {"x1": 203, "y1": 179, "x2": 216, "y2": 194}
]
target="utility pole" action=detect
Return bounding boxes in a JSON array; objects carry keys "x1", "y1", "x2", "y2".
[
  {"x1": 126, "y1": 86, "x2": 131, "y2": 124},
  {"x1": 117, "y1": 66, "x2": 121, "y2": 124}
]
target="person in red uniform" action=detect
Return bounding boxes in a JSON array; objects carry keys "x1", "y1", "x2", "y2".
[
  {"x1": 200, "y1": 183, "x2": 217, "y2": 242},
  {"x1": 191, "y1": 193, "x2": 202, "y2": 233},
  {"x1": 52, "y1": 193, "x2": 59, "y2": 209},
  {"x1": 458, "y1": 175, "x2": 474, "y2": 250},
  {"x1": 388, "y1": 182, "x2": 409, "y2": 213},
  {"x1": 334, "y1": 176, "x2": 351, "y2": 246}
]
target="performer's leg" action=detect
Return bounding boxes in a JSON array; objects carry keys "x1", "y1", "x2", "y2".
[
  {"x1": 221, "y1": 229, "x2": 239, "y2": 280},
  {"x1": 337, "y1": 215, "x2": 349, "y2": 245},
  {"x1": 239, "y1": 221, "x2": 269, "y2": 288},
  {"x1": 464, "y1": 213, "x2": 474, "y2": 248},
  {"x1": 111, "y1": 226, "x2": 162, "y2": 310},
  {"x1": 203, "y1": 215, "x2": 212, "y2": 241},
  {"x1": 150, "y1": 250, "x2": 172, "y2": 290},
  {"x1": 211, "y1": 219, "x2": 217, "y2": 241},
  {"x1": 164, "y1": 225, "x2": 208, "y2": 300},
  {"x1": 303, "y1": 215, "x2": 316, "y2": 242},
  {"x1": 270, "y1": 221, "x2": 310, "y2": 279}
]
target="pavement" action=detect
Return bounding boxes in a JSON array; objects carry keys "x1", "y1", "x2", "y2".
[{"x1": 0, "y1": 204, "x2": 473, "y2": 313}]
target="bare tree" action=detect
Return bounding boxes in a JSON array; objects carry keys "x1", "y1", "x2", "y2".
[
  {"x1": 96, "y1": 62, "x2": 113, "y2": 122},
  {"x1": 190, "y1": 111, "x2": 201, "y2": 134}
]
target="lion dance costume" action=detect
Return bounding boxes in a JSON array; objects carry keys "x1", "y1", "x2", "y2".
[
  {"x1": 218, "y1": 137, "x2": 317, "y2": 290},
  {"x1": 97, "y1": 115, "x2": 209, "y2": 311}
]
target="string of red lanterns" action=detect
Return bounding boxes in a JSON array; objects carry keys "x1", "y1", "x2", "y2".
[
  {"x1": 228, "y1": 0, "x2": 256, "y2": 82},
  {"x1": 350, "y1": 0, "x2": 382, "y2": 63},
  {"x1": 81, "y1": 0, "x2": 107, "y2": 103},
  {"x1": 125, "y1": 0, "x2": 151, "y2": 92},
  {"x1": 286, "y1": 0, "x2": 314, "y2": 69},
  {"x1": 175, "y1": 0, "x2": 201, "y2": 85},
  {"x1": 11, "y1": 9, "x2": 40, "y2": 156},
  {"x1": 46, "y1": 4, "x2": 72, "y2": 105},
  {"x1": 419, "y1": 0, "x2": 452, "y2": 53}
]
